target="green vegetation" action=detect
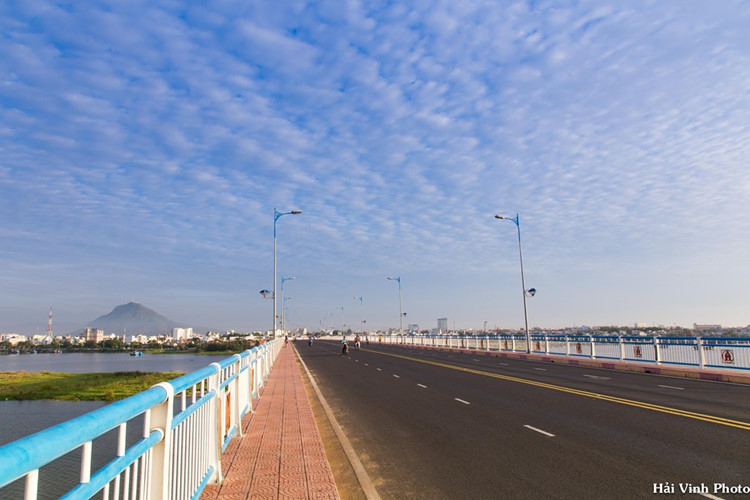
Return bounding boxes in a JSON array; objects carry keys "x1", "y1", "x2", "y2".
[
  {"x1": 0, "y1": 337, "x2": 261, "y2": 355},
  {"x1": 0, "y1": 371, "x2": 185, "y2": 402}
]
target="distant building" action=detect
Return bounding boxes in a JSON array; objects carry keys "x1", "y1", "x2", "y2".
[
  {"x1": 693, "y1": 324, "x2": 721, "y2": 332},
  {"x1": 83, "y1": 328, "x2": 104, "y2": 342},
  {"x1": 407, "y1": 323, "x2": 419, "y2": 332},
  {"x1": 437, "y1": 318, "x2": 448, "y2": 333},
  {"x1": 172, "y1": 327, "x2": 194, "y2": 341},
  {"x1": 1, "y1": 334, "x2": 27, "y2": 345}
]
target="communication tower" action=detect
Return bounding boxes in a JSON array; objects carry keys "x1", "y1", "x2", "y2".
[{"x1": 47, "y1": 306, "x2": 53, "y2": 337}]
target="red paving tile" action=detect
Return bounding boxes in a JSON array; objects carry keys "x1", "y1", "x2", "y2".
[{"x1": 201, "y1": 345, "x2": 340, "y2": 500}]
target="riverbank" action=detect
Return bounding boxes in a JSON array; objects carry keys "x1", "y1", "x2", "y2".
[{"x1": 0, "y1": 371, "x2": 184, "y2": 401}]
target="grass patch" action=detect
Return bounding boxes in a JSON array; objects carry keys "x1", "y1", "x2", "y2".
[{"x1": 0, "y1": 371, "x2": 185, "y2": 402}]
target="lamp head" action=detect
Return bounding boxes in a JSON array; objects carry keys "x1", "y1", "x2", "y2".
[
  {"x1": 495, "y1": 215, "x2": 505, "y2": 219},
  {"x1": 291, "y1": 210, "x2": 302, "y2": 214}
]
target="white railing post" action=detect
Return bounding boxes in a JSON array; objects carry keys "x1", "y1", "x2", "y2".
[
  {"x1": 654, "y1": 336, "x2": 662, "y2": 365},
  {"x1": 208, "y1": 363, "x2": 224, "y2": 485},
  {"x1": 232, "y1": 354, "x2": 242, "y2": 437},
  {"x1": 148, "y1": 382, "x2": 175, "y2": 499},
  {"x1": 697, "y1": 337, "x2": 706, "y2": 368},
  {"x1": 24, "y1": 469, "x2": 39, "y2": 500},
  {"x1": 619, "y1": 336, "x2": 625, "y2": 361},
  {"x1": 255, "y1": 348, "x2": 262, "y2": 390},
  {"x1": 566, "y1": 336, "x2": 571, "y2": 356},
  {"x1": 544, "y1": 335, "x2": 550, "y2": 354},
  {"x1": 590, "y1": 336, "x2": 596, "y2": 359}
]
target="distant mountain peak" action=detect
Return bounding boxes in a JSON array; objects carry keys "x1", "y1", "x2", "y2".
[{"x1": 81, "y1": 302, "x2": 183, "y2": 335}]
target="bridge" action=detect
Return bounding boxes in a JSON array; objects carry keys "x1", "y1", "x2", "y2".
[{"x1": 1, "y1": 334, "x2": 749, "y2": 499}]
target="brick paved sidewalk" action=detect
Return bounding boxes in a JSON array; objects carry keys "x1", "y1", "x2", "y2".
[{"x1": 201, "y1": 344, "x2": 340, "y2": 500}]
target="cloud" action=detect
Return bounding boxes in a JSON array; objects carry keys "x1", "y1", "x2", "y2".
[{"x1": 1, "y1": 0, "x2": 749, "y2": 331}]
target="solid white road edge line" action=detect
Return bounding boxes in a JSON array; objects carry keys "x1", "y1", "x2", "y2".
[{"x1": 294, "y1": 346, "x2": 382, "y2": 500}]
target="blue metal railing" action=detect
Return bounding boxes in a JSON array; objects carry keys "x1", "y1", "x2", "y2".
[
  {"x1": 372, "y1": 334, "x2": 750, "y2": 371},
  {"x1": 0, "y1": 338, "x2": 284, "y2": 500}
]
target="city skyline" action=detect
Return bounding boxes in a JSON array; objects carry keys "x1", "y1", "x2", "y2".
[{"x1": 1, "y1": 1, "x2": 749, "y2": 334}]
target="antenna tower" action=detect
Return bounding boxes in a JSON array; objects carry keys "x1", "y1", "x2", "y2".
[{"x1": 47, "y1": 306, "x2": 53, "y2": 337}]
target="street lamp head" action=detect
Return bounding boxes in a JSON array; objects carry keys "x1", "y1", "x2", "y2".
[
  {"x1": 494, "y1": 215, "x2": 506, "y2": 219},
  {"x1": 291, "y1": 210, "x2": 302, "y2": 215}
]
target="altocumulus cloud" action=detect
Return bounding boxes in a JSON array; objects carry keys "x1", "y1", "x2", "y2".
[{"x1": 0, "y1": 0, "x2": 749, "y2": 332}]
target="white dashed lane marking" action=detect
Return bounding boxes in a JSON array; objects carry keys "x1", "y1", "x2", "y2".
[{"x1": 524, "y1": 425, "x2": 555, "y2": 437}]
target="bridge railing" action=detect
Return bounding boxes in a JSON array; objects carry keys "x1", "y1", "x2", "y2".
[
  {"x1": 370, "y1": 334, "x2": 750, "y2": 371},
  {"x1": 0, "y1": 338, "x2": 283, "y2": 500}
]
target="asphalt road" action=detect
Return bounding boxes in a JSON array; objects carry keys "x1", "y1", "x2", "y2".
[{"x1": 296, "y1": 340, "x2": 750, "y2": 500}]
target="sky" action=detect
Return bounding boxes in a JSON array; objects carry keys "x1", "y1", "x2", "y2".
[{"x1": 1, "y1": 0, "x2": 749, "y2": 335}]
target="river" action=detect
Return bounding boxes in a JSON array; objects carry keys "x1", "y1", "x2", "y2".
[{"x1": 0, "y1": 352, "x2": 233, "y2": 498}]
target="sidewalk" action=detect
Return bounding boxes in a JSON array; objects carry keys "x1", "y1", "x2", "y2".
[{"x1": 201, "y1": 345, "x2": 340, "y2": 500}]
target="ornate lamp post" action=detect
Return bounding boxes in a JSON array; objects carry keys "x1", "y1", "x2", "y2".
[
  {"x1": 495, "y1": 214, "x2": 535, "y2": 353},
  {"x1": 273, "y1": 208, "x2": 302, "y2": 337}
]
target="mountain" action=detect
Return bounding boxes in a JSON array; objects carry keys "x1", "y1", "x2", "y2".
[{"x1": 81, "y1": 302, "x2": 184, "y2": 336}]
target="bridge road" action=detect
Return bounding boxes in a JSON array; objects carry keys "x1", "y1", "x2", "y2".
[{"x1": 298, "y1": 341, "x2": 750, "y2": 500}]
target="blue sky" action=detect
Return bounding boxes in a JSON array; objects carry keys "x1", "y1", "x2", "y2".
[{"x1": 1, "y1": 1, "x2": 749, "y2": 335}]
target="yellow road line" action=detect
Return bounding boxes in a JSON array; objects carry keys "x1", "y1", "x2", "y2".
[{"x1": 368, "y1": 349, "x2": 750, "y2": 431}]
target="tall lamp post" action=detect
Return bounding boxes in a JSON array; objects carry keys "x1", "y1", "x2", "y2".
[
  {"x1": 495, "y1": 214, "x2": 532, "y2": 353},
  {"x1": 387, "y1": 276, "x2": 404, "y2": 336},
  {"x1": 273, "y1": 208, "x2": 302, "y2": 338},
  {"x1": 283, "y1": 296, "x2": 293, "y2": 332},
  {"x1": 337, "y1": 306, "x2": 345, "y2": 333},
  {"x1": 353, "y1": 296, "x2": 364, "y2": 335},
  {"x1": 281, "y1": 276, "x2": 295, "y2": 334}
]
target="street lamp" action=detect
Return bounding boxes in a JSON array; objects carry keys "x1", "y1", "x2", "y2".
[
  {"x1": 273, "y1": 208, "x2": 302, "y2": 337},
  {"x1": 283, "y1": 296, "x2": 293, "y2": 333},
  {"x1": 353, "y1": 296, "x2": 364, "y2": 335},
  {"x1": 495, "y1": 214, "x2": 533, "y2": 353},
  {"x1": 387, "y1": 276, "x2": 404, "y2": 336},
  {"x1": 280, "y1": 276, "x2": 295, "y2": 334},
  {"x1": 337, "y1": 306, "x2": 345, "y2": 333}
]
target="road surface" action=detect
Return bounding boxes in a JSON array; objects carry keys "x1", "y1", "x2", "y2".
[{"x1": 296, "y1": 340, "x2": 750, "y2": 499}]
